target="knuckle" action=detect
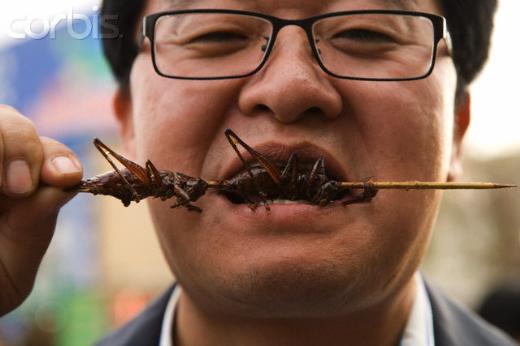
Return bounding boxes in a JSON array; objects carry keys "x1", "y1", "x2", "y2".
[
  {"x1": 6, "y1": 128, "x2": 39, "y2": 150},
  {"x1": 0, "y1": 113, "x2": 36, "y2": 137},
  {"x1": 0, "y1": 122, "x2": 41, "y2": 162},
  {"x1": 39, "y1": 136, "x2": 75, "y2": 157}
]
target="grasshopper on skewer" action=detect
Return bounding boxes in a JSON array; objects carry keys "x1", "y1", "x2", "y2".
[
  {"x1": 204, "y1": 129, "x2": 516, "y2": 209},
  {"x1": 72, "y1": 129, "x2": 516, "y2": 212},
  {"x1": 72, "y1": 138, "x2": 209, "y2": 212}
]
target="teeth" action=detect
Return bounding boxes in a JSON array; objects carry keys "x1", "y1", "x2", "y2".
[{"x1": 270, "y1": 199, "x2": 308, "y2": 205}]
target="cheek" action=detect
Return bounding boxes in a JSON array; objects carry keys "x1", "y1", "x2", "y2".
[
  {"x1": 346, "y1": 69, "x2": 456, "y2": 182},
  {"x1": 128, "y1": 56, "x2": 245, "y2": 175}
]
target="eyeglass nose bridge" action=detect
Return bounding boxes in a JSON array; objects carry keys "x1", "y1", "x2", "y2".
[{"x1": 263, "y1": 17, "x2": 324, "y2": 70}]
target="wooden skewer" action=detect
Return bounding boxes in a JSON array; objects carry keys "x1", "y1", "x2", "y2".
[
  {"x1": 206, "y1": 180, "x2": 516, "y2": 190},
  {"x1": 339, "y1": 181, "x2": 516, "y2": 190},
  {"x1": 207, "y1": 181, "x2": 220, "y2": 187}
]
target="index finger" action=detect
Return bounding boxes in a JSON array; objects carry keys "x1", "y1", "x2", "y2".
[{"x1": 0, "y1": 107, "x2": 42, "y2": 197}]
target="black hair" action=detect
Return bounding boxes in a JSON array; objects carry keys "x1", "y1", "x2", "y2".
[
  {"x1": 100, "y1": 0, "x2": 497, "y2": 102},
  {"x1": 100, "y1": 0, "x2": 146, "y2": 87},
  {"x1": 438, "y1": 0, "x2": 497, "y2": 102}
]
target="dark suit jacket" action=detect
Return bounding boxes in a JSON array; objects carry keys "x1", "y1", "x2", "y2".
[{"x1": 96, "y1": 282, "x2": 517, "y2": 346}]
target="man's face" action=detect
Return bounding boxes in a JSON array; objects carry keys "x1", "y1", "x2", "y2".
[{"x1": 119, "y1": 0, "x2": 464, "y2": 316}]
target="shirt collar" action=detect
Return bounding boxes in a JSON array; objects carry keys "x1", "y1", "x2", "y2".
[
  {"x1": 400, "y1": 273, "x2": 436, "y2": 346},
  {"x1": 159, "y1": 284, "x2": 181, "y2": 346},
  {"x1": 160, "y1": 273, "x2": 435, "y2": 346}
]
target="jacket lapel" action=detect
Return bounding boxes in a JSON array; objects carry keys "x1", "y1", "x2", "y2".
[
  {"x1": 424, "y1": 280, "x2": 516, "y2": 346},
  {"x1": 96, "y1": 285, "x2": 175, "y2": 346}
]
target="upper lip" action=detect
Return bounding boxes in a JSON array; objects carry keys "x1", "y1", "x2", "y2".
[{"x1": 219, "y1": 141, "x2": 350, "y2": 182}]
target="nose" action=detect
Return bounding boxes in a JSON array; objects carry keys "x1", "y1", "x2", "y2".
[{"x1": 238, "y1": 27, "x2": 343, "y2": 124}]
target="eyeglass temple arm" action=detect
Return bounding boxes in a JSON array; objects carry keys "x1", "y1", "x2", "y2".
[
  {"x1": 136, "y1": 16, "x2": 147, "y2": 50},
  {"x1": 442, "y1": 17, "x2": 453, "y2": 55}
]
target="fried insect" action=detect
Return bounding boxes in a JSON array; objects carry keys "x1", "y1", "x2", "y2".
[
  {"x1": 213, "y1": 129, "x2": 377, "y2": 209},
  {"x1": 73, "y1": 139, "x2": 208, "y2": 212}
]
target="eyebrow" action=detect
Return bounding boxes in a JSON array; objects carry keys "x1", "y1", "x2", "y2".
[
  {"x1": 370, "y1": 0, "x2": 418, "y2": 10},
  {"x1": 163, "y1": 0, "x2": 204, "y2": 9},
  {"x1": 165, "y1": 0, "x2": 418, "y2": 11}
]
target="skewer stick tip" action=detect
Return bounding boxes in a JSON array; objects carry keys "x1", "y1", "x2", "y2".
[{"x1": 496, "y1": 184, "x2": 517, "y2": 189}]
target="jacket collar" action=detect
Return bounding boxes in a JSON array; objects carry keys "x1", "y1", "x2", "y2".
[
  {"x1": 424, "y1": 280, "x2": 516, "y2": 346},
  {"x1": 98, "y1": 281, "x2": 516, "y2": 346}
]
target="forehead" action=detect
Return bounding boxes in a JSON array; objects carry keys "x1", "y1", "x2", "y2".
[{"x1": 157, "y1": 0, "x2": 441, "y2": 15}]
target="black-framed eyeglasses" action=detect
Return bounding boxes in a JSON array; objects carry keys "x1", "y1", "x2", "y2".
[{"x1": 140, "y1": 9, "x2": 452, "y2": 81}]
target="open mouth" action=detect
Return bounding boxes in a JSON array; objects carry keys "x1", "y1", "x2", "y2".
[{"x1": 218, "y1": 156, "x2": 354, "y2": 206}]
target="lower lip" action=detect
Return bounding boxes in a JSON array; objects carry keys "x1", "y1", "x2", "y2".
[{"x1": 212, "y1": 194, "x2": 348, "y2": 224}]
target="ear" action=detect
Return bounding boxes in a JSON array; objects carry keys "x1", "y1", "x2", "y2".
[
  {"x1": 113, "y1": 87, "x2": 137, "y2": 158},
  {"x1": 447, "y1": 91, "x2": 471, "y2": 181}
]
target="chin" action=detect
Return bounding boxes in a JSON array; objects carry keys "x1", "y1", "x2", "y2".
[
  {"x1": 153, "y1": 191, "x2": 433, "y2": 318},
  {"x1": 186, "y1": 240, "x2": 410, "y2": 318}
]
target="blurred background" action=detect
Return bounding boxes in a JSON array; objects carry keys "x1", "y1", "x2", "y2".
[{"x1": 0, "y1": 0, "x2": 519, "y2": 345}]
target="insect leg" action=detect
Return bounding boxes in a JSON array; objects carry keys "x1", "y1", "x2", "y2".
[
  {"x1": 93, "y1": 138, "x2": 150, "y2": 202},
  {"x1": 167, "y1": 172, "x2": 205, "y2": 212},
  {"x1": 312, "y1": 180, "x2": 341, "y2": 207},
  {"x1": 224, "y1": 129, "x2": 282, "y2": 184},
  {"x1": 146, "y1": 160, "x2": 164, "y2": 190},
  {"x1": 170, "y1": 198, "x2": 203, "y2": 213},
  {"x1": 341, "y1": 180, "x2": 378, "y2": 206},
  {"x1": 281, "y1": 153, "x2": 298, "y2": 182},
  {"x1": 308, "y1": 157, "x2": 325, "y2": 184},
  {"x1": 307, "y1": 157, "x2": 326, "y2": 200},
  {"x1": 280, "y1": 153, "x2": 298, "y2": 199},
  {"x1": 94, "y1": 139, "x2": 151, "y2": 185}
]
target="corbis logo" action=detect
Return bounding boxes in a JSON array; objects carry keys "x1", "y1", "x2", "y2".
[{"x1": 8, "y1": 6, "x2": 119, "y2": 40}]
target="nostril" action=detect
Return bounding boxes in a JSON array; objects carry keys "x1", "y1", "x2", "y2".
[
  {"x1": 253, "y1": 104, "x2": 271, "y2": 114},
  {"x1": 307, "y1": 107, "x2": 322, "y2": 114}
]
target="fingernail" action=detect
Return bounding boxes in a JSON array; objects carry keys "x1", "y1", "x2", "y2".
[
  {"x1": 7, "y1": 160, "x2": 32, "y2": 194},
  {"x1": 52, "y1": 156, "x2": 81, "y2": 175}
]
